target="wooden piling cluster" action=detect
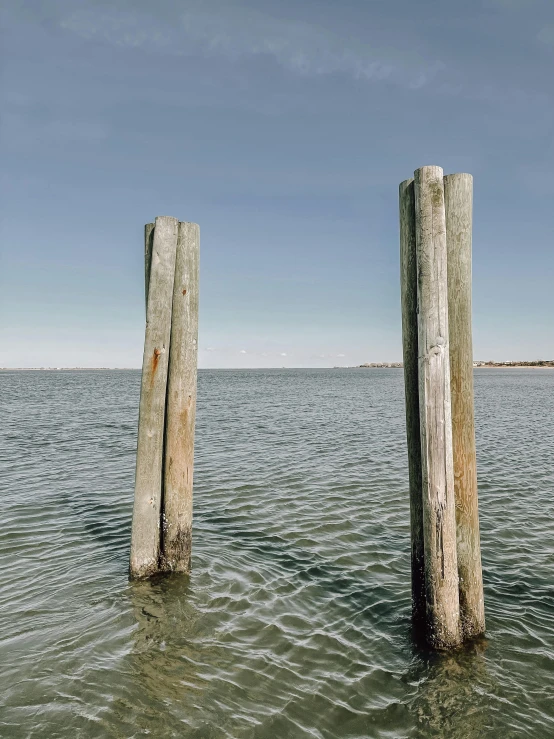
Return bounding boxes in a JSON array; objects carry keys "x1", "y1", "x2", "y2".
[
  {"x1": 130, "y1": 216, "x2": 199, "y2": 579},
  {"x1": 400, "y1": 167, "x2": 485, "y2": 649}
]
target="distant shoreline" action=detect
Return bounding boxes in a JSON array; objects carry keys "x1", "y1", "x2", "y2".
[
  {"x1": 1, "y1": 362, "x2": 553, "y2": 371},
  {"x1": 353, "y1": 361, "x2": 554, "y2": 369},
  {"x1": 0, "y1": 367, "x2": 140, "y2": 371},
  {"x1": 473, "y1": 364, "x2": 554, "y2": 369}
]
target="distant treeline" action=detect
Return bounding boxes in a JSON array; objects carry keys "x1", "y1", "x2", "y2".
[
  {"x1": 356, "y1": 363, "x2": 403, "y2": 368},
  {"x1": 473, "y1": 360, "x2": 554, "y2": 367},
  {"x1": 348, "y1": 360, "x2": 554, "y2": 369}
]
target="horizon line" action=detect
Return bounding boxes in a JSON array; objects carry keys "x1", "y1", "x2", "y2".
[{"x1": 2, "y1": 361, "x2": 553, "y2": 371}]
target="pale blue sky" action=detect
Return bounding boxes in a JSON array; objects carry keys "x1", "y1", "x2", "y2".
[{"x1": 1, "y1": 0, "x2": 553, "y2": 367}]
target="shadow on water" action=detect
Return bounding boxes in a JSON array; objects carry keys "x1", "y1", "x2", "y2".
[{"x1": 59, "y1": 486, "x2": 132, "y2": 554}]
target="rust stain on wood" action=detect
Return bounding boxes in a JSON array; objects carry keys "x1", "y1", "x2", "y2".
[{"x1": 150, "y1": 348, "x2": 162, "y2": 387}]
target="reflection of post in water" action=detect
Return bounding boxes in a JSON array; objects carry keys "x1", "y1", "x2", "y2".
[
  {"x1": 408, "y1": 637, "x2": 492, "y2": 738},
  {"x1": 108, "y1": 577, "x2": 212, "y2": 734},
  {"x1": 130, "y1": 577, "x2": 201, "y2": 693}
]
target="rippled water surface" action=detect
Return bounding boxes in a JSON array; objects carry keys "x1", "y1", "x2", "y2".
[{"x1": 1, "y1": 368, "x2": 553, "y2": 738}]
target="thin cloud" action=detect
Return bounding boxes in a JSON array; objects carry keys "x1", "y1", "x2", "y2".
[
  {"x1": 180, "y1": 5, "x2": 398, "y2": 82},
  {"x1": 56, "y1": 0, "x2": 445, "y2": 91},
  {"x1": 51, "y1": 1, "x2": 553, "y2": 122}
]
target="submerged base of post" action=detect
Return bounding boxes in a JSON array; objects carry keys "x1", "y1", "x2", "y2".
[{"x1": 161, "y1": 526, "x2": 192, "y2": 573}]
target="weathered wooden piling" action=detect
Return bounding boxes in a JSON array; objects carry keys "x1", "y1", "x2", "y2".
[
  {"x1": 444, "y1": 173, "x2": 485, "y2": 639},
  {"x1": 161, "y1": 222, "x2": 200, "y2": 572},
  {"x1": 414, "y1": 165, "x2": 461, "y2": 648},
  {"x1": 130, "y1": 216, "x2": 179, "y2": 579},
  {"x1": 400, "y1": 166, "x2": 486, "y2": 648},
  {"x1": 399, "y1": 178, "x2": 426, "y2": 630}
]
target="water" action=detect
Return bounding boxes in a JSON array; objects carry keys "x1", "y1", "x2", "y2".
[{"x1": 1, "y1": 368, "x2": 553, "y2": 738}]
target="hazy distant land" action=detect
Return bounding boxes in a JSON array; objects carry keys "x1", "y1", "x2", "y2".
[
  {"x1": 2, "y1": 361, "x2": 553, "y2": 371},
  {"x1": 353, "y1": 361, "x2": 554, "y2": 368},
  {"x1": 0, "y1": 367, "x2": 138, "y2": 371}
]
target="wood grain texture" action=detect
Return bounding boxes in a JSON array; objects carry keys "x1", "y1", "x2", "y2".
[
  {"x1": 145, "y1": 223, "x2": 154, "y2": 314},
  {"x1": 161, "y1": 222, "x2": 200, "y2": 573},
  {"x1": 399, "y1": 178, "x2": 426, "y2": 630},
  {"x1": 414, "y1": 165, "x2": 461, "y2": 648},
  {"x1": 130, "y1": 216, "x2": 178, "y2": 579},
  {"x1": 444, "y1": 173, "x2": 485, "y2": 639}
]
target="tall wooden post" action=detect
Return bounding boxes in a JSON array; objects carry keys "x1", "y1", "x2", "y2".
[
  {"x1": 444, "y1": 173, "x2": 485, "y2": 639},
  {"x1": 399, "y1": 178, "x2": 426, "y2": 630},
  {"x1": 414, "y1": 165, "x2": 461, "y2": 648},
  {"x1": 161, "y1": 222, "x2": 200, "y2": 572},
  {"x1": 130, "y1": 216, "x2": 178, "y2": 579}
]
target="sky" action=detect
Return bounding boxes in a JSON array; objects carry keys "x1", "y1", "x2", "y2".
[{"x1": 1, "y1": 0, "x2": 553, "y2": 368}]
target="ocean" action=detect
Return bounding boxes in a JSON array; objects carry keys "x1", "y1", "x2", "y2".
[{"x1": 1, "y1": 368, "x2": 553, "y2": 738}]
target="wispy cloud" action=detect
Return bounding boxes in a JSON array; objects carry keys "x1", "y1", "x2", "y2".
[
  {"x1": 179, "y1": 5, "x2": 400, "y2": 82},
  {"x1": 52, "y1": 0, "x2": 554, "y2": 117},
  {"x1": 56, "y1": 0, "x2": 445, "y2": 91},
  {"x1": 11, "y1": 0, "x2": 545, "y2": 124},
  {"x1": 59, "y1": 8, "x2": 175, "y2": 51}
]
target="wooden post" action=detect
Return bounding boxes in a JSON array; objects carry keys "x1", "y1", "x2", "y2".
[
  {"x1": 161, "y1": 222, "x2": 200, "y2": 572},
  {"x1": 414, "y1": 165, "x2": 461, "y2": 648},
  {"x1": 399, "y1": 178, "x2": 426, "y2": 630},
  {"x1": 444, "y1": 173, "x2": 485, "y2": 639},
  {"x1": 130, "y1": 216, "x2": 179, "y2": 579},
  {"x1": 145, "y1": 222, "x2": 154, "y2": 312}
]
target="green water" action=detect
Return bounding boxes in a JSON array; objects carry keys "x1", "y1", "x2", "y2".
[{"x1": 1, "y1": 369, "x2": 553, "y2": 737}]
